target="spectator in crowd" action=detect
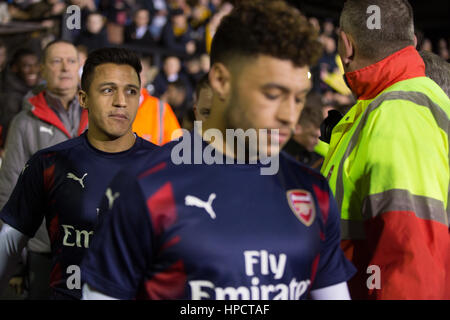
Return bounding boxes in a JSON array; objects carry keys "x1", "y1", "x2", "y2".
[
  {"x1": 61, "y1": 0, "x2": 97, "y2": 43},
  {"x1": 420, "y1": 50, "x2": 450, "y2": 97},
  {"x1": 98, "y1": 0, "x2": 134, "y2": 45},
  {"x1": 139, "y1": 55, "x2": 158, "y2": 92},
  {"x1": 438, "y1": 38, "x2": 449, "y2": 61},
  {"x1": 0, "y1": 40, "x2": 88, "y2": 299},
  {"x1": 420, "y1": 38, "x2": 433, "y2": 52},
  {"x1": 192, "y1": 72, "x2": 212, "y2": 122},
  {"x1": 124, "y1": 8, "x2": 157, "y2": 46},
  {"x1": 185, "y1": 54, "x2": 207, "y2": 89},
  {"x1": 205, "y1": 1, "x2": 233, "y2": 53},
  {"x1": 181, "y1": 71, "x2": 212, "y2": 130},
  {"x1": 76, "y1": 45, "x2": 88, "y2": 79},
  {"x1": 199, "y1": 53, "x2": 210, "y2": 73},
  {"x1": 0, "y1": 48, "x2": 40, "y2": 148},
  {"x1": 75, "y1": 12, "x2": 109, "y2": 53},
  {"x1": 0, "y1": 41, "x2": 8, "y2": 91},
  {"x1": 132, "y1": 56, "x2": 181, "y2": 146},
  {"x1": 138, "y1": 0, "x2": 170, "y2": 42},
  {"x1": 152, "y1": 55, "x2": 192, "y2": 99},
  {"x1": 322, "y1": 18, "x2": 336, "y2": 40},
  {"x1": 283, "y1": 92, "x2": 324, "y2": 169},
  {"x1": 322, "y1": 0, "x2": 450, "y2": 299},
  {"x1": 161, "y1": 8, "x2": 196, "y2": 57},
  {"x1": 160, "y1": 79, "x2": 189, "y2": 124},
  {"x1": 190, "y1": 0, "x2": 212, "y2": 29},
  {"x1": 7, "y1": 0, "x2": 66, "y2": 22}
]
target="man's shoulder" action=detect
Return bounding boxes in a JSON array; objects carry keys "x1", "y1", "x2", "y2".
[
  {"x1": 124, "y1": 138, "x2": 179, "y2": 178},
  {"x1": 33, "y1": 136, "x2": 84, "y2": 159},
  {"x1": 381, "y1": 77, "x2": 449, "y2": 111},
  {"x1": 136, "y1": 136, "x2": 161, "y2": 152},
  {"x1": 280, "y1": 151, "x2": 328, "y2": 185},
  {"x1": 10, "y1": 108, "x2": 38, "y2": 127}
]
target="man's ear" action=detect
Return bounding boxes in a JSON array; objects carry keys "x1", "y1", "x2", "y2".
[
  {"x1": 208, "y1": 62, "x2": 231, "y2": 102},
  {"x1": 339, "y1": 30, "x2": 355, "y2": 65},
  {"x1": 78, "y1": 90, "x2": 88, "y2": 109}
]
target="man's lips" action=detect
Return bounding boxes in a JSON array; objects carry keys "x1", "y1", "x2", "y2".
[
  {"x1": 267, "y1": 130, "x2": 291, "y2": 143},
  {"x1": 109, "y1": 113, "x2": 129, "y2": 120}
]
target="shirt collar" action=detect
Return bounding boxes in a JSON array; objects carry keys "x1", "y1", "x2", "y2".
[{"x1": 344, "y1": 46, "x2": 425, "y2": 100}]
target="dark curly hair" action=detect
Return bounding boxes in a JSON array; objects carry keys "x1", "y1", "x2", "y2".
[{"x1": 210, "y1": 0, "x2": 322, "y2": 68}]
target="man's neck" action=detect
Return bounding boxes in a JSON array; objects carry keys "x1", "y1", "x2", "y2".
[
  {"x1": 87, "y1": 129, "x2": 136, "y2": 153},
  {"x1": 48, "y1": 87, "x2": 78, "y2": 110},
  {"x1": 199, "y1": 117, "x2": 267, "y2": 162}
]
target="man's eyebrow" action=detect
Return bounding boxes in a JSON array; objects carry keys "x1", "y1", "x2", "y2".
[
  {"x1": 98, "y1": 82, "x2": 140, "y2": 90},
  {"x1": 261, "y1": 83, "x2": 311, "y2": 94},
  {"x1": 261, "y1": 83, "x2": 289, "y2": 92},
  {"x1": 98, "y1": 82, "x2": 117, "y2": 87}
]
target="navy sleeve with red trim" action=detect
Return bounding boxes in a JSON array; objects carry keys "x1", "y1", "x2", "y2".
[
  {"x1": 310, "y1": 182, "x2": 356, "y2": 290},
  {"x1": 81, "y1": 170, "x2": 153, "y2": 299},
  {"x1": 0, "y1": 153, "x2": 47, "y2": 237}
]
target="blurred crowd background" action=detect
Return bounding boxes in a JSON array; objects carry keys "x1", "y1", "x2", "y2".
[{"x1": 0, "y1": 0, "x2": 448, "y2": 167}]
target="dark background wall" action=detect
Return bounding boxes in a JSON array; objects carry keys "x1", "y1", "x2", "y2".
[{"x1": 287, "y1": 0, "x2": 450, "y2": 42}]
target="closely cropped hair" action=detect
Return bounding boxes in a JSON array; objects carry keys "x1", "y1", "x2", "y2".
[
  {"x1": 81, "y1": 47, "x2": 142, "y2": 92},
  {"x1": 41, "y1": 39, "x2": 76, "y2": 64},
  {"x1": 210, "y1": 0, "x2": 322, "y2": 68},
  {"x1": 10, "y1": 47, "x2": 38, "y2": 67},
  {"x1": 419, "y1": 50, "x2": 450, "y2": 97},
  {"x1": 299, "y1": 92, "x2": 324, "y2": 128},
  {"x1": 195, "y1": 73, "x2": 210, "y2": 100},
  {"x1": 340, "y1": 0, "x2": 415, "y2": 60}
]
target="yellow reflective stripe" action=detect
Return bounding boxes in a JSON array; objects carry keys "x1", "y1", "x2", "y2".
[
  {"x1": 158, "y1": 99, "x2": 165, "y2": 146},
  {"x1": 340, "y1": 219, "x2": 365, "y2": 240},
  {"x1": 314, "y1": 139, "x2": 329, "y2": 158},
  {"x1": 362, "y1": 189, "x2": 448, "y2": 226},
  {"x1": 335, "y1": 90, "x2": 450, "y2": 219}
]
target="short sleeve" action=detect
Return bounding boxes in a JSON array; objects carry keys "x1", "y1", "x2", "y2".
[
  {"x1": 311, "y1": 184, "x2": 356, "y2": 290},
  {"x1": 81, "y1": 170, "x2": 153, "y2": 300},
  {"x1": 0, "y1": 153, "x2": 46, "y2": 238}
]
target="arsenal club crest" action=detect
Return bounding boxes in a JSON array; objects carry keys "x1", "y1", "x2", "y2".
[{"x1": 286, "y1": 190, "x2": 316, "y2": 227}]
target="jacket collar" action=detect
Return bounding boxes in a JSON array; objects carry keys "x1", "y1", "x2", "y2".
[
  {"x1": 344, "y1": 46, "x2": 425, "y2": 100},
  {"x1": 28, "y1": 91, "x2": 88, "y2": 138}
]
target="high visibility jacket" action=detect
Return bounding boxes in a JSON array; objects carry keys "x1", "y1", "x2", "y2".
[
  {"x1": 321, "y1": 46, "x2": 450, "y2": 299},
  {"x1": 132, "y1": 88, "x2": 182, "y2": 146}
]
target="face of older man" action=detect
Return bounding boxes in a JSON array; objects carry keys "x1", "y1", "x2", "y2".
[{"x1": 41, "y1": 42, "x2": 79, "y2": 96}]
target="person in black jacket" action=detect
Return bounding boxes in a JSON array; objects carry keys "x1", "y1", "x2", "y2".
[
  {"x1": 160, "y1": 9, "x2": 196, "y2": 57},
  {"x1": 0, "y1": 48, "x2": 40, "y2": 148},
  {"x1": 76, "y1": 12, "x2": 109, "y2": 53},
  {"x1": 124, "y1": 8, "x2": 157, "y2": 46}
]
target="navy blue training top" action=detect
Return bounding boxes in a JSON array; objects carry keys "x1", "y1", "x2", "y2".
[
  {"x1": 81, "y1": 132, "x2": 356, "y2": 300},
  {"x1": 0, "y1": 132, "x2": 159, "y2": 299}
]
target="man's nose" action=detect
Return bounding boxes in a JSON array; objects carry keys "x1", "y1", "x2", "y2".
[
  {"x1": 113, "y1": 90, "x2": 126, "y2": 107},
  {"x1": 277, "y1": 96, "x2": 298, "y2": 126}
]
